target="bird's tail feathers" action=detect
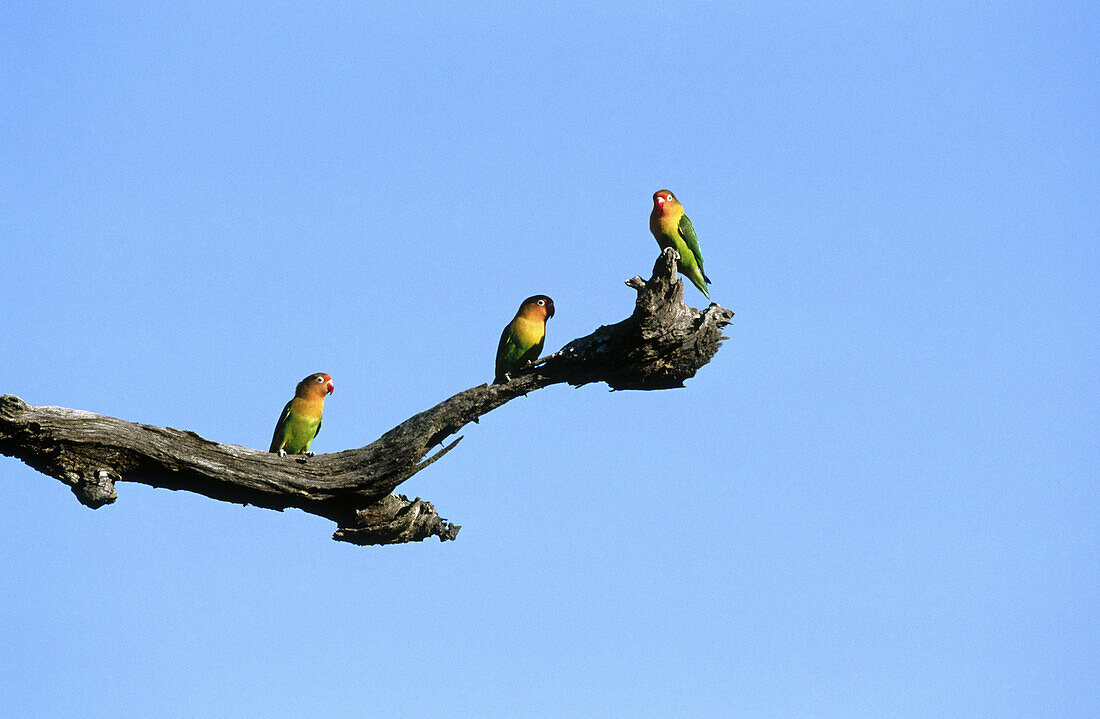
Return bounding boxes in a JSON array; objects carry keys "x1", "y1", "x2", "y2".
[{"x1": 689, "y1": 270, "x2": 711, "y2": 299}]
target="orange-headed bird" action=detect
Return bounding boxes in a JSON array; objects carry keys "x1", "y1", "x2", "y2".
[
  {"x1": 650, "y1": 189, "x2": 711, "y2": 299},
  {"x1": 269, "y1": 373, "x2": 334, "y2": 456},
  {"x1": 495, "y1": 295, "x2": 555, "y2": 384}
]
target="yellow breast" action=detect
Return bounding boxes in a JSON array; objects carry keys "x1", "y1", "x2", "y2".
[{"x1": 512, "y1": 316, "x2": 545, "y2": 345}]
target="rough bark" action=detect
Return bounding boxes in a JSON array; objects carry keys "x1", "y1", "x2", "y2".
[{"x1": 0, "y1": 249, "x2": 733, "y2": 546}]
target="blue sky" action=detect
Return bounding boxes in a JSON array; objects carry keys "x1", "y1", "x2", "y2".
[{"x1": 1, "y1": 2, "x2": 1097, "y2": 716}]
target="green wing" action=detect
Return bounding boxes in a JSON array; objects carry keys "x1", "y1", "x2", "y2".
[
  {"x1": 678, "y1": 213, "x2": 711, "y2": 282},
  {"x1": 495, "y1": 325, "x2": 518, "y2": 384},
  {"x1": 269, "y1": 400, "x2": 293, "y2": 452}
]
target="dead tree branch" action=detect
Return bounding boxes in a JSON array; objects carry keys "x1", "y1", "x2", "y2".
[{"x1": 0, "y1": 249, "x2": 733, "y2": 546}]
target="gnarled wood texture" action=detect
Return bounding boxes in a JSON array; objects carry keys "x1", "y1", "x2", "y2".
[{"x1": 0, "y1": 250, "x2": 733, "y2": 546}]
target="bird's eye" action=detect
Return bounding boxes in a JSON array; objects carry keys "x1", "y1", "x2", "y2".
[
  {"x1": 315, "y1": 376, "x2": 324, "y2": 382},
  {"x1": 537, "y1": 299, "x2": 545, "y2": 305}
]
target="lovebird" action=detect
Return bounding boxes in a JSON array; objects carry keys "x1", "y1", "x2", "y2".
[
  {"x1": 494, "y1": 295, "x2": 555, "y2": 384},
  {"x1": 269, "y1": 372, "x2": 334, "y2": 456},
  {"x1": 650, "y1": 189, "x2": 712, "y2": 299}
]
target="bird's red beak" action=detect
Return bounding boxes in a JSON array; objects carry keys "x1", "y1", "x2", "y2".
[
  {"x1": 655, "y1": 196, "x2": 665, "y2": 209},
  {"x1": 326, "y1": 380, "x2": 335, "y2": 394}
]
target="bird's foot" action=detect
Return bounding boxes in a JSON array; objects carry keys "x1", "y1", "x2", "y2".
[
  {"x1": 277, "y1": 449, "x2": 287, "y2": 457},
  {"x1": 305, "y1": 451, "x2": 315, "y2": 457}
]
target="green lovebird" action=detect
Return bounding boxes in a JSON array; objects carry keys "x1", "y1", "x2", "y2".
[
  {"x1": 269, "y1": 372, "x2": 334, "y2": 456},
  {"x1": 494, "y1": 295, "x2": 555, "y2": 384},
  {"x1": 650, "y1": 189, "x2": 712, "y2": 299}
]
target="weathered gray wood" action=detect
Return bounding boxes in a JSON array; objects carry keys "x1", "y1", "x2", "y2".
[{"x1": 0, "y1": 249, "x2": 733, "y2": 546}]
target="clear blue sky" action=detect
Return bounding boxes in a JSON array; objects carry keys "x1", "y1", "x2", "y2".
[{"x1": 2, "y1": 2, "x2": 1096, "y2": 717}]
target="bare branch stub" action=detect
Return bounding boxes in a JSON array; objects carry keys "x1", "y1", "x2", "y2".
[{"x1": 0, "y1": 249, "x2": 732, "y2": 546}]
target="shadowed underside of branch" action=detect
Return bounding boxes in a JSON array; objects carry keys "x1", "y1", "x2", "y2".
[{"x1": 0, "y1": 250, "x2": 733, "y2": 546}]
